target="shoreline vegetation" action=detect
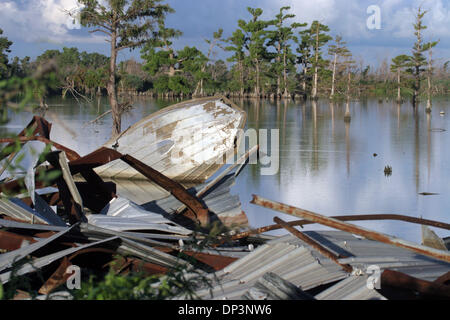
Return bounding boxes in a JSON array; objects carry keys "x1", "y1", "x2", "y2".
[
  {"x1": 0, "y1": 2, "x2": 449, "y2": 302},
  {"x1": 0, "y1": 4, "x2": 448, "y2": 132}
]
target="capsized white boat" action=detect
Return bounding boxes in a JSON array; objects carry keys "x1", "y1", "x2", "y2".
[{"x1": 94, "y1": 96, "x2": 247, "y2": 182}]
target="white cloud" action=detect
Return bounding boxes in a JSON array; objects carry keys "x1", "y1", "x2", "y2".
[
  {"x1": 380, "y1": 0, "x2": 450, "y2": 40},
  {"x1": 261, "y1": 0, "x2": 449, "y2": 44},
  {"x1": 0, "y1": 0, "x2": 105, "y2": 43},
  {"x1": 262, "y1": 0, "x2": 339, "y2": 24}
]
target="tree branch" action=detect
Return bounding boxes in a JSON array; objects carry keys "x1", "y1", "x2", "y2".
[
  {"x1": 89, "y1": 29, "x2": 112, "y2": 36},
  {"x1": 116, "y1": 40, "x2": 146, "y2": 52}
]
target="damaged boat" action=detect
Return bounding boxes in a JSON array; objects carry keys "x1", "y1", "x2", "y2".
[{"x1": 95, "y1": 96, "x2": 247, "y2": 183}]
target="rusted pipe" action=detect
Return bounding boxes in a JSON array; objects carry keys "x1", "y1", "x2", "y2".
[
  {"x1": 434, "y1": 271, "x2": 450, "y2": 285},
  {"x1": 0, "y1": 136, "x2": 80, "y2": 161},
  {"x1": 251, "y1": 195, "x2": 450, "y2": 263},
  {"x1": 274, "y1": 217, "x2": 353, "y2": 273},
  {"x1": 381, "y1": 269, "x2": 450, "y2": 298},
  {"x1": 121, "y1": 154, "x2": 210, "y2": 226},
  {"x1": 175, "y1": 145, "x2": 259, "y2": 214},
  {"x1": 231, "y1": 214, "x2": 450, "y2": 240}
]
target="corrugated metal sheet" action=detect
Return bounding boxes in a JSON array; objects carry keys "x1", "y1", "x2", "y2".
[
  {"x1": 0, "y1": 218, "x2": 66, "y2": 232},
  {"x1": 0, "y1": 198, "x2": 48, "y2": 225},
  {"x1": 0, "y1": 236, "x2": 119, "y2": 284},
  {"x1": 142, "y1": 173, "x2": 248, "y2": 227},
  {"x1": 177, "y1": 230, "x2": 450, "y2": 300},
  {"x1": 0, "y1": 224, "x2": 74, "y2": 272},
  {"x1": 305, "y1": 231, "x2": 450, "y2": 281},
  {"x1": 177, "y1": 238, "x2": 348, "y2": 300},
  {"x1": 87, "y1": 196, "x2": 192, "y2": 234},
  {"x1": 315, "y1": 275, "x2": 387, "y2": 300},
  {"x1": 243, "y1": 272, "x2": 315, "y2": 300},
  {"x1": 95, "y1": 96, "x2": 246, "y2": 183},
  {"x1": 33, "y1": 194, "x2": 66, "y2": 227},
  {"x1": 86, "y1": 172, "x2": 246, "y2": 231},
  {"x1": 0, "y1": 195, "x2": 65, "y2": 227}
]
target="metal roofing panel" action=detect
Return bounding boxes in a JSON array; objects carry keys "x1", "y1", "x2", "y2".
[
  {"x1": 0, "y1": 224, "x2": 73, "y2": 272},
  {"x1": 90, "y1": 196, "x2": 192, "y2": 234},
  {"x1": 0, "y1": 218, "x2": 66, "y2": 232},
  {"x1": 315, "y1": 275, "x2": 387, "y2": 300},
  {"x1": 87, "y1": 215, "x2": 193, "y2": 234},
  {"x1": 0, "y1": 198, "x2": 48, "y2": 225},
  {"x1": 283, "y1": 231, "x2": 450, "y2": 282},
  {"x1": 0, "y1": 236, "x2": 119, "y2": 284},
  {"x1": 242, "y1": 272, "x2": 315, "y2": 300},
  {"x1": 180, "y1": 230, "x2": 449, "y2": 300},
  {"x1": 34, "y1": 193, "x2": 66, "y2": 227},
  {"x1": 142, "y1": 173, "x2": 247, "y2": 226},
  {"x1": 185, "y1": 239, "x2": 347, "y2": 300}
]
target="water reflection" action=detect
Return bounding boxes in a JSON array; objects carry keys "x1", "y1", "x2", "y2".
[
  {"x1": 235, "y1": 97, "x2": 450, "y2": 242},
  {"x1": 1, "y1": 96, "x2": 449, "y2": 242}
]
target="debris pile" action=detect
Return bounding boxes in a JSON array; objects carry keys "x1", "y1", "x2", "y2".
[{"x1": 0, "y1": 97, "x2": 449, "y2": 300}]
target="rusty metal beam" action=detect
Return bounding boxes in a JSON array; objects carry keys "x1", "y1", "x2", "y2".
[
  {"x1": 38, "y1": 257, "x2": 72, "y2": 295},
  {"x1": 251, "y1": 195, "x2": 450, "y2": 263},
  {"x1": 0, "y1": 136, "x2": 80, "y2": 161},
  {"x1": 231, "y1": 214, "x2": 450, "y2": 241},
  {"x1": 68, "y1": 147, "x2": 122, "y2": 174},
  {"x1": 381, "y1": 269, "x2": 450, "y2": 298},
  {"x1": 0, "y1": 116, "x2": 52, "y2": 159},
  {"x1": 75, "y1": 181, "x2": 116, "y2": 213},
  {"x1": 274, "y1": 217, "x2": 353, "y2": 273},
  {"x1": 0, "y1": 116, "x2": 54, "y2": 180},
  {"x1": 68, "y1": 147, "x2": 213, "y2": 225},
  {"x1": 46, "y1": 151, "x2": 86, "y2": 224},
  {"x1": 434, "y1": 271, "x2": 450, "y2": 285},
  {"x1": 39, "y1": 247, "x2": 118, "y2": 295},
  {"x1": 0, "y1": 230, "x2": 37, "y2": 251},
  {"x1": 175, "y1": 145, "x2": 258, "y2": 215},
  {"x1": 121, "y1": 154, "x2": 210, "y2": 226}
]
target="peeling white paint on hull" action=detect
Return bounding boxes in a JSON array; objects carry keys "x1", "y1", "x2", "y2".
[{"x1": 95, "y1": 96, "x2": 247, "y2": 182}]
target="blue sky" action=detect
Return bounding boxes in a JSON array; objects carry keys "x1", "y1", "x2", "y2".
[{"x1": 0, "y1": 0, "x2": 449, "y2": 68}]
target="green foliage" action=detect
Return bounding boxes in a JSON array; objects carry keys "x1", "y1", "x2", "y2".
[
  {"x1": 153, "y1": 74, "x2": 169, "y2": 92},
  {"x1": 168, "y1": 75, "x2": 190, "y2": 94},
  {"x1": 0, "y1": 28, "x2": 13, "y2": 80},
  {"x1": 141, "y1": 48, "x2": 171, "y2": 76},
  {"x1": 120, "y1": 74, "x2": 144, "y2": 91},
  {"x1": 266, "y1": 6, "x2": 306, "y2": 95},
  {"x1": 0, "y1": 5, "x2": 447, "y2": 100},
  {"x1": 405, "y1": 7, "x2": 439, "y2": 104},
  {"x1": 73, "y1": 268, "x2": 162, "y2": 300},
  {"x1": 78, "y1": 0, "x2": 174, "y2": 52},
  {"x1": 237, "y1": 7, "x2": 275, "y2": 95},
  {"x1": 34, "y1": 47, "x2": 109, "y2": 97}
]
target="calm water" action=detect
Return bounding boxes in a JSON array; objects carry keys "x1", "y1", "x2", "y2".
[{"x1": 2, "y1": 95, "x2": 450, "y2": 243}]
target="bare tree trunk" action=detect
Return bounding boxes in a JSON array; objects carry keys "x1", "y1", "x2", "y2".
[
  {"x1": 168, "y1": 50, "x2": 176, "y2": 77},
  {"x1": 239, "y1": 60, "x2": 244, "y2": 97},
  {"x1": 412, "y1": 21, "x2": 422, "y2": 108},
  {"x1": 397, "y1": 69, "x2": 402, "y2": 103},
  {"x1": 311, "y1": 24, "x2": 320, "y2": 100},
  {"x1": 413, "y1": 65, "x2": 420, "y2": 107},
  {"x1": 277, "y1": 76, "x2": 281, "y2": 97},
  {"x1": 330, "y1": 52, "x2": 337, "y2": 99},
  {"x1": 426, "y1": 49, "x2": 432, "y2": 112},
  {"x1": 108, "y1": 30, "x2": 121, "y2": 139},
  {"x1": 276, "y1": 43, "x2": 281, "y2": 98},
  {"x1": 255, "y1": 59, "x2": 260, "y2": 98},
  {"x1": 283, "y1": 48, "x2": 288, "y2": 98},
  {"x1": 346, "y1": 71, "x2": 351, "y2": 101},
  {"x1": 344, "y1": 99, "x2": 351, "y2": 122},
  {"x1": 302, "y1": 67, "x2": 307, "y2": 93}
]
